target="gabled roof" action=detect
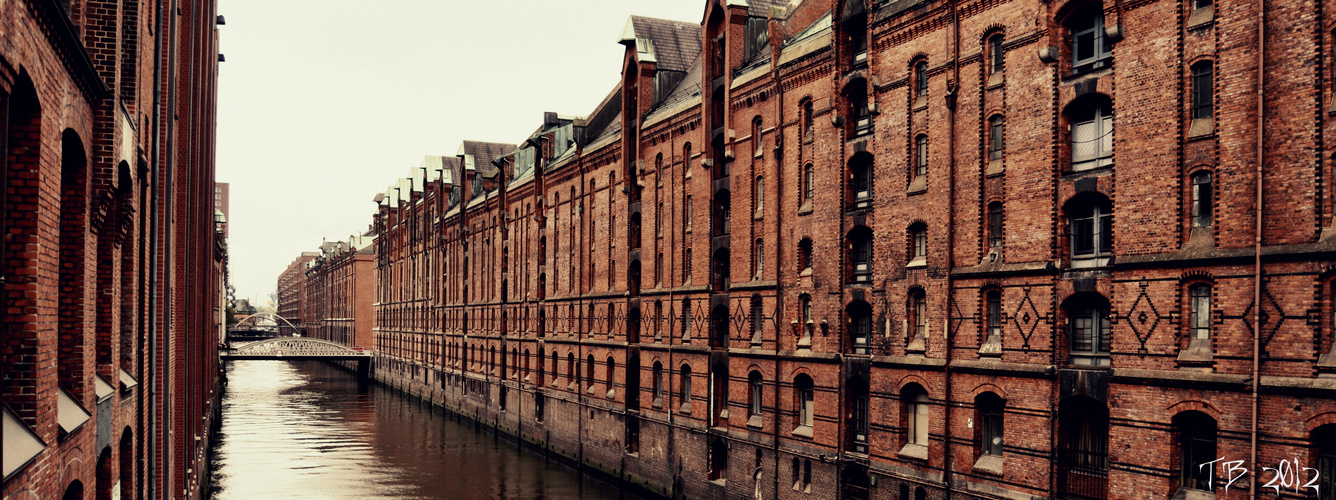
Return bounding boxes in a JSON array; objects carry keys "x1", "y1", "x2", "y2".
[
  {"x1": 644, "y1": 53, "x2": 703, "y2": 124},
  {"x1": 620, "y1": 16, "x2": 702, "y2": 73},
  {"x1": 457, "y1": 140, "x2": 516, "y2": 179}
]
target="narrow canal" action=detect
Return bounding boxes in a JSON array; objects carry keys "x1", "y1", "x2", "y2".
[{"x1": 208, "y1": 360, "x2": 641, "y2": 499}]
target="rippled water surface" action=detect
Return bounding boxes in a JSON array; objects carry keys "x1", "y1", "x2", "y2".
[{"x1": 208, "y1": 361, "x2": 636, "y2": 499}]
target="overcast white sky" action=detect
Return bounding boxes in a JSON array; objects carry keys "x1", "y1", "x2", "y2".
[{"x1": 217, "y1": 0, "x2": 704, "y2": 307}]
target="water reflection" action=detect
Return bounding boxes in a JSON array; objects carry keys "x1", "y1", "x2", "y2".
[{"x1": 209, "y1": 360, "x2": 636, "y2": 499}]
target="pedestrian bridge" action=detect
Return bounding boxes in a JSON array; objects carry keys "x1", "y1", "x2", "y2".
[
  {"x1": 221, "y1": 338, "x2": 372, "y2": 360},
  {"x1": 220, "y1": 338, "x2": 373, "y2": 380}
]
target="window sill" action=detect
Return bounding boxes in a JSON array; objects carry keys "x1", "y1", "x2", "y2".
[
  {"x1": 913, "y1": 97, "x2": 928, "y2": 111},
  {"x1": 973, "y1": 454, "x2": 1004, "y2": 476},
  {"x1": 792, "y1": 425, "x2": 814, "y2": 439},
  {"x1": 679, "y1": 403, "x2": 692, "y2": 415},
  {"x1": 652, "y1": 398, "x2": 663, "y2": 409},
  {"x1": 1187, "y1": 118, "x2": 1214, "y2": 139},
  {"x1": 985, "y1": 72, "x2": 1004, "y2": 89},
  {"x1": 907, "y1": 257, "x2": 927, "y2": 269},
  {"x1": 1177, "y1": 341, "x2": 1213, "y2": 366},
  {"x1": 1070, "y1": 256, "x2": 1110, "y2": 269},
  {"x1": 906, "y1": 336, "x2": 927, "y2": 354},
  {"x1": 1068, "y1": 355, "x2": 1111, "y2": 368},
  {"x1": 907, "y1": 176, "x2": 927, "y2": 195},
  {"x1": 747, "y1": 415, "x2": 764, "y2": 429},
  {"x1": 606, "y1": 389, "x2": 616, "y2": 399},
  {"x1": 797, "y1": 202, "x2": 813, "y2": 215},
  {"x1": 986, "y1": 158, "x2": 1004, "y2": 177},
  {"x1": 898, "y1": 442, "x2": 929, "y2": 461},
  {"x1": 978, "y1": 335, "x2": 1003, "y2": 357},
  {"x1": 1186, "y1": 6, "x2": 1214, "y2": 30},
  {"x1": 754, "y1": 211, "x2": 763, "y2": 221}
]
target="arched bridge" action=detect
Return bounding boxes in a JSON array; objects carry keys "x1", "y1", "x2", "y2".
[
  {"x1": 221, "y1": 338, "x2": 372, "y2": 360},
  {"x1": 228, "y1": 312, "x2": 304, "y2": 341}
]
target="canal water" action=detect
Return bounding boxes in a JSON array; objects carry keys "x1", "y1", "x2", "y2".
[{"x1": 208, "y1": 360, "x2": 640, "y2": 499}]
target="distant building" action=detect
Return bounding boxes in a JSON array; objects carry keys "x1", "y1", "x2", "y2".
[
  {"x1": 276, "y1": 252, "x2": 319, "y2": 336},
  {"x1": 285, "y1": 235, "x2": 377, "y2": 350}
]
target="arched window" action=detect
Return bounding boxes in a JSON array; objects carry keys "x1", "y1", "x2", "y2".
[
  {"x1": 798, "y1": 238, "x2": 813, "y2": 273},
  {"x1": 988, "y1": 202, "x2": 1004, "y2": 249},
  {"x1": 849, "y1": 83, "x2": 872, "y2": 136},
  {"x1": 848, "y1": 301, "x2": 871, "y2": 355},
  {"x1": 684, "y1": 248, "x2": 693, "y2": 283},
  {"x1": 908, "y1": 288, "x2": 928, "y2": 349},
  {"x1": 1066, "y1": 4, "x2": 1112, "y2": 73},
  {"x1": 1068, "y1": 195, "x2": 1113, "y2": 266},
  {"x1": 751, "y1": 294, "x2": 764, "y2": 343},
  {"x1": 680, "y1": 365, "x2": 693, "y2": 412},
  {"x1": 1175, "y1": 411, "x2": 1217, "y2": 491},
  {"x1": 803, "y1": 163, "x2": 815, "y2": 204},
  {"x1": 802, "y1": 100, "x2": 815, "y2": 141},
  {"x1": 754, "y1": 176, "x2": 764, "y2": 211},
  {"x1": 902, "y1": 385, "x2": 930, "y2": 452},
  {"x1": 850, "y1": 154, "x2": 873, "y2": 207},
  {"x1": 567, "y1": 352, "x2": 577, "y2": 389},
  {"x1": 914, "y1": 60, "x2": 929, "y2": 97},
  {"x1": 983, "y1": 289, "x2": 1003, "y2": 355},
  {"x1": 1191, "y1": 61, "x2": 1214, "y2": 121},
  {"x1": 915, "y1": 134, "x2": 929, "y2": 178},
  {"x1": 976, "y1": 392, "x2": 1005, "y2": 459},
  {"x1": 1066, "y1": 294, "x2": 1112, "y2": 366},
  {"x1": 795, "y1": 374, "x2": 815, "y2": 428},
  {"x1": 652, "y1": 361, "x2": 664, "y2": 407},
  {"x1": 606, "y1": 356, "x2": 616, "y2": 397},
  {"x1": 754, "y1": 239, "x2": 763, "y2": 277},
  {"x1": 1068, "y1": 96, "x2": 1114, "y2": 171},
  {"x1": 848, "y1": 226, "x2": 873, "y2": 283},
  {"x1": 586, "y1": 354, "x2": 596, "y2": 394},
  {"x1": 753, "y1": 116, "x2": 764, "y2": 157},
  {"x1": 909, "y1": 223, "x2": 928, "y2": 266},
  {"x1": 988, "y1": 33, "x2": 1005, "y2": 76},
  {"x1": 1311, "y1": 425, "x2": 1336, "y2": 500},
  {"x1": 681, "y1": 298, "x2": 693, "y2": 341},
  {"x1": 988, "y1": 115, "x2": 1005, "y2": 161},
  {"x1": 1191, "y1": 171, "x2": 1213, "y2": 227},
  {"x1": 1059, "y1": 397, "x2": 1110, "y2": 497},
  {"x1": 847, "y1": 377, "x2": 869, "y2": 453},
  {"x1": 748, "y1": 371, "x2": 764, "y2": 417}
]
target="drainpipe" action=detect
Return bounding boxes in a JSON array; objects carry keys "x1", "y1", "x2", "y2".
[
  {"x1": 942, "y1": 0, "x2": 961, "y2": 496},
  {"x1": 768, "y1": 12, "x2": 784, "y2": 499},
  {"x1": 1249, "y1": 1, "x2": 1264, "y2": 498}
]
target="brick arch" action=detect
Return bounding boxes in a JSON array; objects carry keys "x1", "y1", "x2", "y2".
[
  {"x1": 1304, "y1": 411, "x2": 1336, "y2": 432},
  {"x1": 979, "y1": 26, "x2": 1005, "y2": 44},
  {"x1": 1178, "y1": 270, "x2": 1215, "y2": 284},
  {"x1": 970, "y1": 382, "x2": 1008, "y2": 400},
  {"x1": 1166, "y1": 399, "x2": 1223, "y2": 421},
  {"x1": 895, "y1": 373, "x2": 932, "y2": 393}
]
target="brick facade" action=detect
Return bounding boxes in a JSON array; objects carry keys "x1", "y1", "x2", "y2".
[
  {"x1": 275, "y1": 252, "x2": 316, "y2": 336},
  {"x1": 349, "y1": 0, "x2": 1336, "y2": 498},
  {"x1": 0, "y1": 0, "x2": 222, "y2": 499},
  {"x1": 297, "y1": 238, "x2": 376, "y2": 350}
]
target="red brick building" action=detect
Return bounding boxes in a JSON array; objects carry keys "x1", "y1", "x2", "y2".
[
  {"x1": 0, "y1": 1, "x2": 223, "y2": 499},
  {"x1": 365, "y1": 0, "x2": 1336, "y2": 498},
  {"x1": 299, "y1": 236, "x2": 376, "y2": 350},
  {"x1": 275, "y1": 252, "x2": 317, "y2": 336}
]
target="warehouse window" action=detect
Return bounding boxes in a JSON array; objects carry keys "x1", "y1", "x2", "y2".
[
  {"x1": 1191, "y1": 171, "x2": 1213, "y2": 227},
  {"x1": 1068, "y1": 95, "x2": 1114, "y2": 171},
  {"x1": 1067, "y1": 4, "x2": 1112, "y2": 73}
]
